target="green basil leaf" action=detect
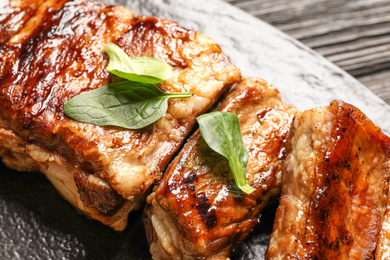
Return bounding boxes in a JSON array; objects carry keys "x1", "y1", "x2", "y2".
[
  {"x1": 64, "y1": 81, "x2": 192, "y2": 129},
  {"x1": 104, "y1": 42, "x2": 173, "y2": 84},
  {"x1": 197, "y1": 111, "x2": 256, "y2": 194}
]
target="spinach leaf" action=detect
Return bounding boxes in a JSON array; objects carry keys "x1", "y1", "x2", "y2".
[
  {"x1": 64, "y1": 81, "x2": 192, "y2": 129},
  {"x1": 197, "y1": 111, "x2": 256, "y2": 194},
  {"x1": 104, "y1": 43, "x2": 173, "y2": 84},
  {"x1": 64, "y1": 43, "x2": 192, "y2": 129}
]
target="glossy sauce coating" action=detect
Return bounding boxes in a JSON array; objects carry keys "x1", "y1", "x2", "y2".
[
  {"x1": 0, "y1": 0, "x2": 240, "y2": 229},
  {"x1": 266, "y1": 100, "x2": 390, "y2": 259},
  {"x1": 144, "y1": 78, "x2": 299, "y2": 259}
]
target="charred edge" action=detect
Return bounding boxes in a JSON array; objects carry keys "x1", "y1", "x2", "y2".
[
  {"x1": 196, "y1": 193, "x2": 217, "y2": 229},
  {"x1": 183, "y1": 170, "x2": 197, "y2": 184},
  {"x1": 73, "y1": 169, "x2": 125, "y2": 216}
]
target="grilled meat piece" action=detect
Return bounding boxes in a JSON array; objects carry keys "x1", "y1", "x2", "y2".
[
  {"x1": 0, "y1": 0, "x2": 240, "y2": 230},
  {"x1": 373, "y1": 183, "x2": 390, "y2": 259},
  {"x1": 376, "y1": 196, "x2": 390, "y2": 259},
  {"x1": 266, "y1": 100, "x2": 390, "y2": 259},
  {"x1": 143, "y1": 77, "x2": 299, "y2": 259}
]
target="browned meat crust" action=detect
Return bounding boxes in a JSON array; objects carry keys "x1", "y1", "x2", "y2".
[
  {"x1": 266, "y1": 100, "x2": 390, "y2": 259},
  {"x1": 376, "y1": 189, "x2": 390, "y2": 258},
  {"x1": 143, "y1": 77, "x2": 299, "y2": 259},
  {"x1": 0, "y1": 0, "x2": 240, "y2": 230}
]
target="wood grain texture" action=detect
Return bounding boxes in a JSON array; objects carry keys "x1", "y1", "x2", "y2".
[{"x1": 226, "y1": 0, "x2": 390, "y2": 104}]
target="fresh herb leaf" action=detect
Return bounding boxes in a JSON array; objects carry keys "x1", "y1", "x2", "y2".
[
  {"x1": 197, "y1": 111, "x2": 256, "y2": 194},
  {"x1": 104, "y1": 42, "x2": 173, "y2": 84},
  {"x1": 64, "y1": 81, "x2": 192, "y2": 129},
  {"x1": 64, "y1": 43, "x2": 192, "y2": 129}
]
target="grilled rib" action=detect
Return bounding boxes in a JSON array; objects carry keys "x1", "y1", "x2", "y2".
[
  {"x1": 143, "y1": 77, "x2": 299, "y2": 259},
  {"x1": 0, "y1": 0, "x2": 240, "y2": 230},
  {"x1": 375, "y1": 188, "x2": 390, "y2": 259},
  {"x1": 266, "y1": 100, "x2": 390, "y2": 259}
]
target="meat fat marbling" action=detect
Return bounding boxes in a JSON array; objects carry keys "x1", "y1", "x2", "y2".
[
  {"x1": 144, "y1": 77, "x2": 299, "y2": 259},
  {"x1": 266, "y1": 100, "x2": 390, "y2": 259},
  {"x1": 0, "y1": 0, "x2": 241, "y2": 230}
]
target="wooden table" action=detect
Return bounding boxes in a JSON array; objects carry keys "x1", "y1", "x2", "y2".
[{"x1": 226, "y1": 0, "x2": 390, "y2": 104}]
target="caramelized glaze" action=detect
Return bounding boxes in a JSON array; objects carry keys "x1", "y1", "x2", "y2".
[
  {"x1": 144, "y1": 78, "x2": 299, "y2": 259},
  {"x1": 0, "y1": 0, "x2": 241, "y2": 229},
  {"x1": 266, "y1": 100, "x2": 390, "y2": 259}
]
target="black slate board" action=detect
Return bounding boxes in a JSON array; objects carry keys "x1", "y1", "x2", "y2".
[{"x1": 2, "y1": 0, "x2": 390, "y2": 259}]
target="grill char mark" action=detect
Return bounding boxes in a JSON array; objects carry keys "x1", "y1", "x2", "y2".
[
  {"x1": 0, "y1": 0, "x2": 241, "y2": 230},
  {"x1": 144, "y1": 78, "x2": 299, "y2": 259},
  {"x1": 266, "y1": 100, "x2": 390, "y2": 259}
]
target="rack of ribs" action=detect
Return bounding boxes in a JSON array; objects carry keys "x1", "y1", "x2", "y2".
[
  {"x1": 0, "y1": 0, "x2": 240, "y2": 230},
  {"x1": 266, "y1": 100, "x2": 390, "y2": 259},
  {"x1": 143, "y1": 77, "x2": 299, "y2": 259}
]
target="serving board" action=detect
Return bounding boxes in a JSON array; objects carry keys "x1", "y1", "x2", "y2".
[{"x1": 2, "y1": 0, "x2": 390, "y2": 259}]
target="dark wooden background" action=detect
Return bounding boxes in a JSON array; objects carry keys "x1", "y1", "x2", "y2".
[{"x1": 226, "y1": 0, "x2": 390, "y2": 104}]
